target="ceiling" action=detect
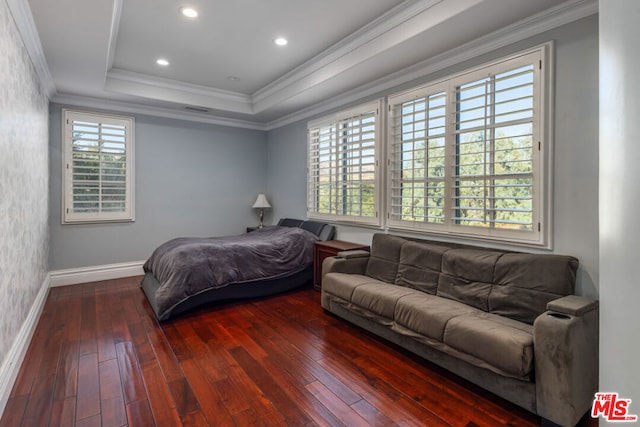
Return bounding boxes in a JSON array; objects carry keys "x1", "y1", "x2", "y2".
[{"x1": 22, "y1": 0, "x2": 594, "y2": 129}]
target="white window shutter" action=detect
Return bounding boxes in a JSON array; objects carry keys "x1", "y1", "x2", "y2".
[
  {"x1": 387, "y1": 48, "x2": 547, "y2": 246},
  {"x1": 307, "y1": 101, "x2": 381, "y2": 226},
  {"x1": 63, "y1": 110, "x2": 135, "y2": 223}
]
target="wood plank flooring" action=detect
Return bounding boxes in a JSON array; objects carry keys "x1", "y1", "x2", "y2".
[{"x1": 0, "y1": 277, "x2": 597, "y2": 426}]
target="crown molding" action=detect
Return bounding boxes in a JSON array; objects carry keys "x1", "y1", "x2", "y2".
[
  {"x1": 252, "y1": 0, "x2": 444, "y2": 107},
  {"x1": 253, "y1": 0, "x2": 494, "y2": 115},
  {"x1": 54, "y1": 0, "x2": 598, "y2": 132},
  {"x1": 106, "y1": 68, "x2": 252, "y2": 104},
  {"x1": 105, "y1": 68, "x2": 255, "y2": 114},
  {"x1": 103, "y1": 0, "x2": 449, "y2": 116},
  {"x1": 52, "y1": 93, "x2": 267, "y2": 131},
  {"x1": 6, "y1": 0, "x2": 56, "y2": 97},
  {"x1": 264, "y1": 0, "x2": 598, "y2": 131},
  {"x1": 12, "y1": 0, "x2": 597, "y2": 132},
  {"x1": 105, "y1": 0, "x2": 123, "y2": 74}
]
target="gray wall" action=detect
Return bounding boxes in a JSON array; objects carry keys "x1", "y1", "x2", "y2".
[
  {"x1": 0, "y1": 0, "x2": 49, "y2": 384},
  {"x1": 266, "y1": 16, "x2": 600, "y2": 298},
  {"x1": 599, "y1": 0, "x2": 640, "y2": 416},
  {"x1": 266, "y1": 120, "x2": 308, "y2": 224},
  {"x1": 49, "y1": 105, "x2": 268, "y2": 270}
]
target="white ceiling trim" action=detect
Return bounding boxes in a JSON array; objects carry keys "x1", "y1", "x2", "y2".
[
  {"x1": 52, "y1": 0, "x2": 597, "y2": 132},
  {"x1": 105, "y1": 68, "x2": 254, "y2": 114},
  {"x1": 251, "y1": 0, "x2": 446, "y2": 109},
  {"x1": 264, "y1": 0, "x2": 599, "y2": 131},
  {"x1": 12, "y1": 0, "x2": 597, "y2": 132},
  {"x1": 105, "y1": 0, "x2": 123, "y2": 77},
  {"x1": 102, "y1": 0, "x2": 453, "y2": 116},
  {"x1": 253, "y1": 0, "x2": 490, "y2": 115},
  {"x1": 52, "y1": 93, "x2": 267, "y2": 130},
  {"x1": 6, "y1": 0, "x2": 55, "y2": 97}
]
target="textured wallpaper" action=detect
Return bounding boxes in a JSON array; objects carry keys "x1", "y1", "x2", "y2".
[{"x1": 0, "y1": 1, "x2": 49, "y2": 365}]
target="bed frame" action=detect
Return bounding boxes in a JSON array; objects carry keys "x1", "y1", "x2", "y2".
[{"x1": 140, "y1": 218, "x2": 335, "y2": 321}]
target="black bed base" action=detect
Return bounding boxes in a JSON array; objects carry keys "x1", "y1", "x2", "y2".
[{"x1": 140, "y1": 267, "x2": 313, "y2": 321}]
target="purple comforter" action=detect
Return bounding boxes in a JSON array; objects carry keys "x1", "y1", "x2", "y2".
[{"x1": 143, "y1": 226, "x2": 318, "y2": 319}]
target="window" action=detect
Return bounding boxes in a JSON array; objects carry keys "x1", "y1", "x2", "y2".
[
  {"x1": 307, "y1": 101, "x2": 381, "y2": 226},
  {"x1": 62, "y1": 110, "x2": 135, "y2": 223},
  {"x1": 388, "y1": 48, "x2": 549, "y2": 246}
]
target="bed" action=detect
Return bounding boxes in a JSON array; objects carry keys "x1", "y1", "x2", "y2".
[{"x1": 140, "y1": 218, "x2": 335, "y2": 321}]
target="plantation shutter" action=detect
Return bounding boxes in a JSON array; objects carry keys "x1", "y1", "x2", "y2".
[
  {"x1": 307, "y1": 101, "x2": 380, "y2": 225},
  {"x1": 452, "y1": 62, "x2": 536, "y2": 231},
  {"x1": 389, "y1": 87, "x2": 447, "y2": 225},
  {"x1": 388, "y1": 48, "x2": 544, "y2": 245},
  {"x1": 308, "y1": 122, "x2": 338, "y2": 215},
  {"x1": 63, "y1": 110, "x2": 134, "y2": 223}
]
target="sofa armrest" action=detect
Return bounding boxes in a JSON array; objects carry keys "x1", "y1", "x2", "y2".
[
  {"x1": 336, "y1": 249, "x2": 370, "y2": 259},
  {"x1": 533, "y1": 296, "x2": 599, "y2": 427},
  {"x1": 321, "y1": 251, "x2": 369, "y2": 281},
  {"x1": 546, "y1": 295, "x2": 598, "y2": 316}
]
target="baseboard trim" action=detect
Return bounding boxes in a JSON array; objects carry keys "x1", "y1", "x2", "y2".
[
  {"x1": 0, "y1": 273, "x2": 50, "y2": 416},
  {"x1": 50, "y1": 261, "x2": 145, "y2": 287}
]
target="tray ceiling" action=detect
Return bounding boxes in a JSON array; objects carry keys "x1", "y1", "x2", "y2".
[{"x1": 23, "y1": 0, "x2": 593, "y2": 128}]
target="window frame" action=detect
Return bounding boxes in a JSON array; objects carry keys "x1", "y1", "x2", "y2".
[
  {"x1": 307, "y1": 100, "x2": 383, "y2": 227},
  {"x1": 61, "y1": 109, "x2": 135, "y2": 224},
  {"x1": 387, "y1": 45, "x2": 552, "y2": 247}
]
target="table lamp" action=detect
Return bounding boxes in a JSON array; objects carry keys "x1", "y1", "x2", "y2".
[{"x1": 252, "y1": 194, "x2": 271, "y2": 228}]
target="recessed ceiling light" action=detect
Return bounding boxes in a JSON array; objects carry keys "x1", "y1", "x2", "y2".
[
  {"x1": 274, "y1": 37, "x2": 288, "y2": 46},
  {"x1": 227, "y1": 76, "x2": 240, "y2": 81},
  {"x1": 156, "y1": 58, "x2": 170, "y2": 66},
  {"x1": 179, "y1": 6, "x2": 198, "y2": 18}
]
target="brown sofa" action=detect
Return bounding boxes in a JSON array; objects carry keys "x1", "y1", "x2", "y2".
[{"x1": 321, "y1": 233, "x2": 598, "y2": 427}]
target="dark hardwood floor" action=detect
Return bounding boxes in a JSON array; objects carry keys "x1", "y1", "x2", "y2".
[{"x1": 0, "y1": 277, "x2": 597, "y2": 427}]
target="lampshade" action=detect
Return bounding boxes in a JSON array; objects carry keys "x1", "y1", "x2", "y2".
[{"x1": 252, "y1": 194, "x2": 271, "y2": 209}]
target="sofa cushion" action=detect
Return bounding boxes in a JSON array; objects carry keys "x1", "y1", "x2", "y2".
[
  {"x1": 322, "y1": 273, "x2": 378, "y2": 301},
  {"x1": 365, "y1": 234, "x2": 405, "y2": 283},
  {"x1": 490, "y1": 253, "x2": 578, "y2": 324},
  {"x1": 443, "y1": 313, "x2": 534, "y2": 378},
  {"x1": 394, "y1": 292, "x2": 479, "y2": 341},
  {"x1": 437, "y1": 249, "x2": 503, "y2": 312},
  {"x1": 395, "y1": 241, "x2": 448, "y2": 294},
  {"x1": 441, "y1": 249, "x2": 501, "y2": 283},
  {"x1": 351, "y1": 282, "x2": 416, "y2": 319}
]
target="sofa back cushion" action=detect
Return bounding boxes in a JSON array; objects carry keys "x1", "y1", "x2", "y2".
[
  {"x1": 437, "y1": 249, "x2": 504, "y2": 312},
  {"x1": 490, "y1": 253, "x2": 578, "y2": 323},
  {"x1": 368, "y1": 233, "x2": 579, "y2": 324},
  {"x1": 365, "y1": 234, "x2": 405, "y2": 283},
  {"x1": 395, "y1": 241, "x2": 448, "y2": 294}
]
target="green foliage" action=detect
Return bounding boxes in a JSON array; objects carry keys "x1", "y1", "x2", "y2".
[
  {"x1": 395, "y1": 124, "x2": 534, "y2": 230},
  {"x1": 71, "y1": 130, "x2": 127, "y2": 213}
]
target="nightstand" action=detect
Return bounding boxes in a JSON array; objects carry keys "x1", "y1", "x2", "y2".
[{"x1": 313, "y1": 240, "x2": 369, "y2": 291}]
